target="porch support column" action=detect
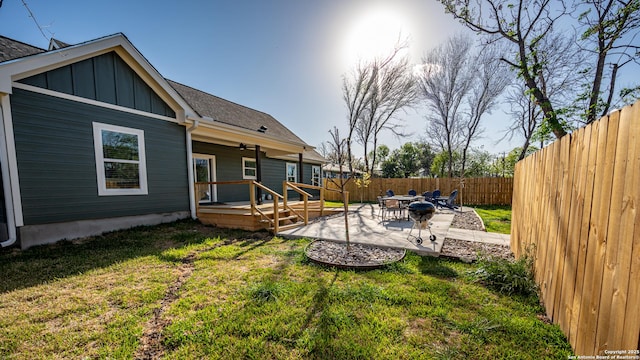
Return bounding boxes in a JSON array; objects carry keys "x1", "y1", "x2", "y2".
[
  {"x1": 255, "y1": 145, "x2": 262, "y2": 205},
  {"x1": 298, "y1": 152, "x2": 303, "y2": 201}
]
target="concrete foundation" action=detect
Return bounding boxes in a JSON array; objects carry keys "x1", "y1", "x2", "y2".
[{"x1": 18, "y1": 211, "x2": 190, "y2": 249}]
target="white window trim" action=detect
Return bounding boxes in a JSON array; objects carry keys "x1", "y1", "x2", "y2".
[
  {"x1": 286, "y1": 162, "x2": 298, "y2": 183},
  {"x1": 93, "y1": 122, "x2": 148, "y2": 196},
  {"x1": 311, "y1": 165, "x2": 321, "y2": 186},
  {"x1": 242, "y1": 157, "x2": 257, "y2": 180},
  {"x1": 193, "y1": 154, "x2": 217, "y2": 203}
]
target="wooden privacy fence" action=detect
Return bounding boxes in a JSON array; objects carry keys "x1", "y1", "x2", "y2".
[
  {"x1": 323, "y1": 177, "x2": 512, "y2": 205},
  {"x1": 511, "y1": 100, "x2": 640, "y2": 355}
]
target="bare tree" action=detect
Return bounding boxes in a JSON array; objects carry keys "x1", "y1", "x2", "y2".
[
  {"x1": 460, "y1": 46, "x2": 512, "y2": 178},
  {"x1": 575, "y1": 0, "x2": 640, "y2": 123},
  {"x1": 503, "y1": 83, "x2": 543, "y2": 160},
  {"x1": 365, "y1": 55, "x2": 419, "y2": 176},
  {"x1": 419, "y1": 34, "x2": 473, "y2": 177},
  {"x1": 439, "y1": 0, "x2": 570, "y2": 139},
  {"x1": 344, "y1": 39, "x2": 418, "y2": 176},
  {"x1": 343, "y1": 62, "x2": 375, "y2": 175},
  {"x1": 325, "y1": 127, "x2": 353, "y2": 250}
]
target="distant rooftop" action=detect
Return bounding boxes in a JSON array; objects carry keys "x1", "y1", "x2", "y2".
[{"x1": 0, "y1": 35, "x2": 45, "y2": 62}]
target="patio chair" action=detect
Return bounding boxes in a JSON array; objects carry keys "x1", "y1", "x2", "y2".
[
  {"x1": 437, "y1": 190, "x2": 459, "y2": 210},
  {"x1": 377, "y1": 196, "x2": 386, "y2": 219},
  {"x1": 386, "y1": 189, "x2": 395, "y2": 197},
  {"x1": 408, "y1": 189, "x2": 417, "y2": 196},
  {"x1": 383, "y1": 198, "x2": 405, "y2": 221},
  {"x1": 431, "y1": 189, "x2": 441, "y2": 204},
  {"x1": 422, "y1": 191, "x2": 432, "y2": 202}
]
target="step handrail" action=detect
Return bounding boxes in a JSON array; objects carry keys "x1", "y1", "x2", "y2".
[
  {"x1": 283, "y1": 181, "x2": 319, "y2": 226},
  {"x1": 194, "y1": 180, "x2": 284, "y2": 232}
]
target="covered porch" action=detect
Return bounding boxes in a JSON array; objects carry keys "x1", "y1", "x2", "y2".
[{"x1": 195, "y1": 180, "x2": 343, "y2": 232}]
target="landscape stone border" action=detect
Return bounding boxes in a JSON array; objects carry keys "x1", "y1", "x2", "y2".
[{"x1": 304, "y1": 239, "x2": 406, "y2": 270}]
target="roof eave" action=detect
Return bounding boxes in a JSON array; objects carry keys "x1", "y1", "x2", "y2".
[{"x1": 187, "y1": 117, "x2": 311, "y2": 155}]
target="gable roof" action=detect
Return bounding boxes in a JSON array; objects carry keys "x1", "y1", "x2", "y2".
[
  {"x1": 168, "y1": 80, "x2": 308, "y2": 147},
  {"x1": 0, "y1": 36, "x2": 45, "y2": 62},
  {"x1": 0, "y1": 33, "x2": 192, "y2": 122}
]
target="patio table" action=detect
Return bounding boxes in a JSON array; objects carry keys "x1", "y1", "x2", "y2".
[{"x1": 382, "y1": 195, "x2": 423, "y2": 220}]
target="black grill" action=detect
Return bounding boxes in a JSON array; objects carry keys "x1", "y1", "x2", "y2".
[
  {"x1": 407, "y1": 201, "x2": 436, "y2": 222},
  {"x1": 407, "y1": 201, "x2": 436, "y2": 244}
]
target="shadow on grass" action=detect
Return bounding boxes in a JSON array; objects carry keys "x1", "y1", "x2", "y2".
[
  {"x1": 0, "y1": 220, "x2": 256, "y2": 294},
  {"x1": 418, "y1": 256, "x2": 459, "y2": 279}
]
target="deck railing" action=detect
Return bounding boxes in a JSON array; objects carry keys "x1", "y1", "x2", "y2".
[
  {"x1": 194, "y1": 180, "x2": 284, "y2": 232},
  {"x1": 195, "y1": 180, "x2": 334, "y2": 233},
  {"x1": 282, "y1": 182, "x2": 329, "y2": 226}
]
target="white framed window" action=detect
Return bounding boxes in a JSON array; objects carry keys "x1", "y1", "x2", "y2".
[
  {"x1": 312, "y1": 165, "x2": 321, "y2": 186},
  {"x1": 242, "y1": 157, "x2": 257, "y2": 180},
  {"x1": 93, "y1": 122, "x2": 147, "y2": 196},
  {"x1": 286, "y1": 162, "x2": 297, "y2": 183}
]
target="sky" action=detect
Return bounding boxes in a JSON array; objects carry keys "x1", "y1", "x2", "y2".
[{"x1": 1, "y1": 0, "x2": 546, "y2": 158}]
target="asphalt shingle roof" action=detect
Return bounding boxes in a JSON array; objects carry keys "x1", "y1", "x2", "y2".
[
  {"x1": 168, "y1": 80, "x2": 308, "y2": 146},
  {"x1": 0, "y1": 36, "x2": 45, "y2": 63}
]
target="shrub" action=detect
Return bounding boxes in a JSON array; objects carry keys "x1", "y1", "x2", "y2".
[
  {"x1": 471, "y1": 255, "x2": 537, "y2": 297},
  {"x1": 248, "y1": 280, "x2": 287, "y2": 303}
]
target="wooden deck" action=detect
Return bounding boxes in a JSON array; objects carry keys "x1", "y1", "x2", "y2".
[
  {"x1": 197, "y1": 200, "x2": 341, "y2": 232},
  {"x1": 194, "y1": 180, "x2": 344, "y2": 232}
]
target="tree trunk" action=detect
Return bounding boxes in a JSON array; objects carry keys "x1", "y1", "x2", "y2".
[
  {"x1": 519, "y1": 138, "x2": 530, "y2": 161},
  {"x1": 342, "y1": 190, "x2": 350, "y2": 251},
  {"x1": 587, "y1": 49, "x2": 607, "y2": 123}
]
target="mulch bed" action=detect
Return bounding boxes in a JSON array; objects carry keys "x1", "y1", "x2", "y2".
[{"x1": 305, "y1": 240, "x2": 405, "y2": 269}]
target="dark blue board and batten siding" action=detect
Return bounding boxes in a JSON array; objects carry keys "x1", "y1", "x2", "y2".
[
  {"x1": 11, "y1": 88, "x2": 189, "y2": 225},
  {"x1": 18, "y1": 51, "x2": 175, "y2": 118},
  {"x1": 192, "y1": 141, "x2": 319, "y2": 202}
]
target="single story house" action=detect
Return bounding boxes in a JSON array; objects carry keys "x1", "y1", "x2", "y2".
[
  {"x1": 0, "y1": 33, "x2": 325, "y2": 249},
  {"x1": 322, "y1": 163, "x2": 364, "y2": 179}
]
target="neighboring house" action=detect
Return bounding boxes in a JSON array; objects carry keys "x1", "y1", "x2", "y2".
[
  {"x1": 0, "y1": 33, "x2": 324, "y2": 249},
  {"x1": 322, "y1": 163, "x2": 363, "y2": 179}
]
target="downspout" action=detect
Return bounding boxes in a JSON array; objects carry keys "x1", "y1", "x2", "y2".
[
  {"x1": 186, "y1": 120, "x2": 199, "y2": 219},
  {"x1": 0, "y1": 94, "x2": 17, "y2": 247}
]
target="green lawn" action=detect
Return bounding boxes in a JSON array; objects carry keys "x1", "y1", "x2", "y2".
[
  {"x1": 323, "y1": 200, "x2": 347, "y2": 208},
  {"x1": 474, "y1": 205, "x2": 512, "y2": 234},
  {"x1": 0, "y1": 220, "x2": 570, "y2": 359}
]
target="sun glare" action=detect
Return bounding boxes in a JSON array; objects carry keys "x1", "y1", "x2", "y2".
[{"x1": 343, "y1": 8, "x2": 409, "y2": 66}]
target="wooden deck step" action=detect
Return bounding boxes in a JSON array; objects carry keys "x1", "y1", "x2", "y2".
[
  {"x1": 273, "y1": 223, "x2": 304, "y2": 232},
  {"x1": 278, "y1": 215, "x2": 300, "y2": 222}
]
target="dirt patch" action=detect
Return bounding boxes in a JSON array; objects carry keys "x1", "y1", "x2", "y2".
[
  {"x1": 134, "y1": 239, "x2": 234, "y2": 359},
  {"x1": 134, "y1": 253, "x2": 196, "y2": 360}
]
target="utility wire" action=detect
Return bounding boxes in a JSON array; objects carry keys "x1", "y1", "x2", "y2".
[{"x1": 21, "y1": 0, "x2": 50, "y2": 41}]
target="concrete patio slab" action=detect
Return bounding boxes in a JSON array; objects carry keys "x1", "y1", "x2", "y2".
[
  {"x1": 445, "y1": 228, "x2": 510, "y2": 246},
  {"x1": 278, "y1": 204, "x2": 452, "y2": 256},
  {"x1": 277, "y1": 203, "x2": 511, "y2": 257}
]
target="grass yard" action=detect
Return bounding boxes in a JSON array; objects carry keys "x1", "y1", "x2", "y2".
[
  {"x1": 474, "y1": 205, "x2": 512, "y2": 234},
  {"x1": 0, "y1": 220, "x2": 571, "y2": 359}
]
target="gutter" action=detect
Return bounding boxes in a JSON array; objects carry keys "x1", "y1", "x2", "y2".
[
  {"x1": 185, "y1": 119, "x2": 200, "y2": 219},
  {"x1": 0, "y1": 94, "x2": 17, "y2": 247}
]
